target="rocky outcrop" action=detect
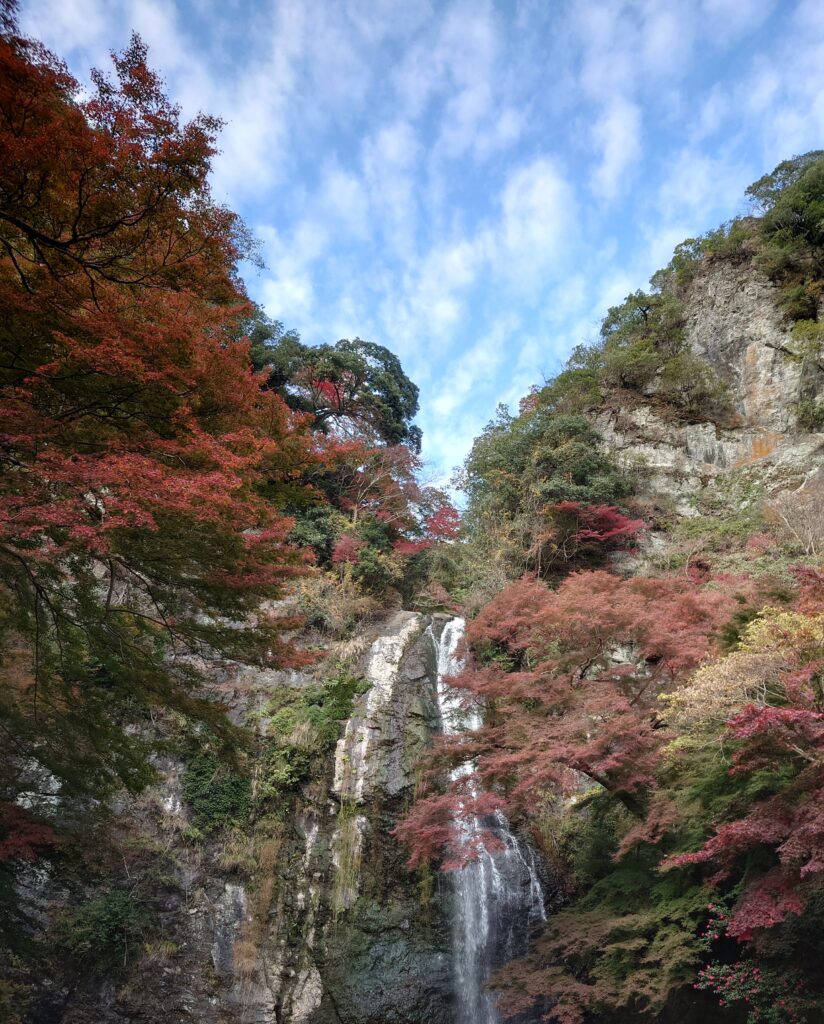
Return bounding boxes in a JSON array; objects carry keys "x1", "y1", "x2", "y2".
[
  {"x1": 596, "y1": 261, "x2": 824, "y2": 513},
  {"x1": 46, "y1": 612, "x2": 453, "y2": 1024},
  {"x1": 686, "y1": 260, "x2": 808, "y2": 433},
  {"x1": 333, "y1": 612, "x2": 433, "y2": 803}
]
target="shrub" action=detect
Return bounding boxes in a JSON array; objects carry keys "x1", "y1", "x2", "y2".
[
  {"x1": 182, "y1": 753, "x2": 251, "y2": 833},
  {"x1": 63, "y1": 889, "x2": 150, "y2": 970},
  {"x1": 766, "y1": 484, "x2": 824, "y2": 555},
  {"x1": 0, "y1": 963, "x2": 29, "y2": 1024},
  {"x1": 293, "y1": 572, "x2": 379, "y2": 637},
  {"x1": 351, "y1": 546, "x2": 403, "y2": 595},
  {"x1": 698, "y1": 219, "x2": 755, "y2": 262},
  {"x1": 657, "y1": 351, "x2": 733, "y2": 421},
  {"x1": 795, "y1": 399, "x2": 824, "y2": 430},
  {"x1": 255, "y1": 671, "x2": 369, "y2": 801}
]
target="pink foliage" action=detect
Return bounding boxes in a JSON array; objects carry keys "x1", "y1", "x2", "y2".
[
  {"x1": 331, "y1": 535, "x2": 365, "y2": 564},
  {"x1": 400, "y1": 569, "x2": 736, "y2": 866},
  {"x1": 549, "y1": 501, "x2": 646, "y2": 550}
]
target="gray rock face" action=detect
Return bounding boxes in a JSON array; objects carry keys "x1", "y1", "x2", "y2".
[
  {"x1": 211, "y1": 883, "x2": 249, "y2": 975},
  {"x1": 311, "y1": 614, "x2": 451, "y2": 1024},
  {"x1": 334, "y1": 612, "x2": 438, "y2": 802},
  {"x1": 206, "y1": 612, "x2": 449, "y2": 1024},
  {"x1": 206, "y1": 614, "x2": 448, "y2": 1024},
  {"x1": 595, "y1": 261, "x2": 824, "y2": 512},
  {"x1": 686, "y1": 261, "x2": 805, "y2": 432}
]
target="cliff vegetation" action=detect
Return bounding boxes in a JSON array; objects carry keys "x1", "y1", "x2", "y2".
[
  {"x1": 402, "y1": 149, "x2": 824, "y2": 1024},
  {"x1": 3, "y1": 4, "x2": 824, "y2": 1024}
]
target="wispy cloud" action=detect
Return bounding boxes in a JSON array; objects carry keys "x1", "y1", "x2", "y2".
[
  {"x1": 590, "y1": 98, "x2": 642, "y2": 201},
  {"x1": 17, "y1": 0, "x2": 824, "y2": 476}
]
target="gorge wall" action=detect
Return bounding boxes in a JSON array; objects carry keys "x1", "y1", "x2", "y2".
[
  {"x1": 46, "y1": 613, "x2": 453, "y2": 1024},
  {"x1": 19, "y1": 241, "x2": 824, "y2": 1024}
]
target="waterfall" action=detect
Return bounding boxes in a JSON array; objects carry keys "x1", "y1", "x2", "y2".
[{"x1": 432, "y1": 617, "x2": 546, "y2": 1024}]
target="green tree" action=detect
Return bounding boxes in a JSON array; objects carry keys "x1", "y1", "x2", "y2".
[
  {"x1": 746, "y1": 150, "x2": 824, "y2": 212},
  {"x1": 249, "y1": 306, "x2": 421, "y2": 450}
]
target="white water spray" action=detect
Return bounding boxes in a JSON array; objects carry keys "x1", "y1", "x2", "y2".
[{"x1": 432, "y1": 617, "x2": 546, "y2": 1024}]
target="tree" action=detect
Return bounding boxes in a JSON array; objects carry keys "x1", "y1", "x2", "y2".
[
  {"x1": 461, "y1": 408, "x2": 628, "y2": 519},
  {"x1": 746, "y1": 151, "x2": 824, "y2": 212},
  {"x1": 0, "y1": 29, "x2": 247, "y2": 300},
  {"x1": 0, "y1": 14, "x2": 324, "y2": 825},
  {"x1": 596, "y1": 289, "x2": 732, "y2": 419},
  {"x1": 458, "y1": 403, "x2": 634, "y2": 584},
  {"x1": 250, "y1": 309, "x2": 421, "y2": 451},
  {"x1": 753, "y1": 151, "x2": 824, "y2": 319}
]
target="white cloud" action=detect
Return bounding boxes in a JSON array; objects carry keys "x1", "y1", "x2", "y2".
[
  {"x1": 361, "y1": 120, "x2": 421, "y2": 258},
  {"x1": 702, "y1": 0, "x2": 774, "y2": 38},
  {"x1": 430, "y1": 316, "x2": 517, "y2": 419},
  {"x1": 656, "y1": 150, "x2": 749, "y2": 222},
  {"x1": 475, "y1": 107, "x2": 527, "y2": 158},
  {"x1": 590, "y1": 97, "x2": 642, "y2": 201},
  {"x1": 497, "y1": 157, "x2": 577, "y2": 287},
  {"x1": 639, "y1": 0, "x2": 696, "y2": 77},
  {"x1": 260, "y1": 271, "x2": 315, "y2": 324},
  {"x1": 318, "y1": 166, "x2": 371, "y2": 241},
  {"x1": 20, "y1": 0, "x2": 115, "y2": 63}
]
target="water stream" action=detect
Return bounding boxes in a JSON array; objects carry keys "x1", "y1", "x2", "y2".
[{"x1": 431, "y1": 617, "x2": 546, "y2": 1024}]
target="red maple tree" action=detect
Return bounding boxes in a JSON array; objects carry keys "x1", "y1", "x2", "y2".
[
  {"x1": 0, "y1": 15, "x2": 327, "y2": 814},
  {"x1": 399, "y1": 570, "x2": 735, "y2": 866}
]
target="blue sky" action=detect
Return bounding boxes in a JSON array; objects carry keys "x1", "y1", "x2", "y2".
[{"x1": 18, "y1": 0, "x2": 824, "y2": 481}]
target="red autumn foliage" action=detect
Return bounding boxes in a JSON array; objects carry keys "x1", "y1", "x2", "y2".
[
  {"x1": 310, "y1": 376, "x2": 347, "y2": 413},
  {"x1": 0, "y1": 802, "x2": 56, "y2": 862},
  {"x1": 791, "y1": 565, "x2": 824, "y2": 613},
  {"x1": 402, "y1": 571, "x2": 735, "y2": 865},
  {"x1": 323, "y1": 441, "x2": 425, "y2": 533},
  {"x1": 393, "y1": 788, "x2": 506, "y2": 869},
  {"x1": 0, "y1": 19, "x2": 334, "y2": 815},
  {"x1": 424, "y1": 504, "x2": 462, "y2": 542},
  {"x1": 549, "y1": 501, "x2": 646, "y2": 551},
  {"x1": 525, "y1": 500, "x2": 646, "y2": 574},
  {"x1": 387, "y1": 500, "x2": 460, "y2": 557},
  {"x1": 331, "y1": 535, "x2": 366, "y2": 565},
  {"x1": 0, "y1": 23, "x2": 324, "y2": 610},
  {"x1": 663, "y1": 759, "x2": 824, "y2": 938},
  {"x1": 392, "y1": 538, "x2": 432, "y2": 557},
  {"x1": 0, "y1": 30, "x2": 238, "y2": 298}
]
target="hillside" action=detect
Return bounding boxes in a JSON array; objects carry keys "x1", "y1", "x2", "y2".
[
  {"x1": 415, "y1": 151, "x2": 824, "y2": 1024},
  {"x1": 3, "y1": 10, "x2": 824, "y2": 1024}
]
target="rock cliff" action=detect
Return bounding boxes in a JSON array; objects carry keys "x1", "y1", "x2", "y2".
[
  {"x1": 595, "y1": 260, "x2": 824, "y2": 513},
  {"x1": 44, "y1": 613, "x2": 455, "y2": 1024}
]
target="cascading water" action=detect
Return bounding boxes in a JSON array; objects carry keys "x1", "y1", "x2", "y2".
[{"x1": 432, "y1": 617, "x2": 546, "y2": 1024}]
